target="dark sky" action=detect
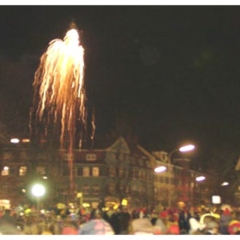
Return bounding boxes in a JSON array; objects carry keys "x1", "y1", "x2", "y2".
[{"x1": 1, "y1": 6, "x2": 240, "y2": 168}]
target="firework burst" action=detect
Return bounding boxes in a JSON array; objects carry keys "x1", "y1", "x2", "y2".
[
  {"x1": 31, "y1": 25, "x2": 86, "y2": 150},
  {"x1": 30, "y1": 24, "x2": 90, "y2": 197}
]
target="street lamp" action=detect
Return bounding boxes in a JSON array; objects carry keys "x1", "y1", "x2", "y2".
[
  {"x1": 154, "y1": 166, "x2": 167, "y2": 173},
  {"x1": 195, "y1": 175, "x2": 206, "y2": 205},
  {"x1": 168, "y1": 144, "x2": 195, "y2": 163},
  {"x1": 154, "y1": 144, "x2": 195, "y2": 208},
  {"x1": 31, "y1": 184, "x2": 46, "y2": 212}
]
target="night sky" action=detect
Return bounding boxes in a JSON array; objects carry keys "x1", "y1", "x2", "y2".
[{"x1": 1, "y1": 6, "x2": 240, "y2": 169}]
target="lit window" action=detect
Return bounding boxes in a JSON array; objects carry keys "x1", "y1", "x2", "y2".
[
  {"x1": 83, "y1": 167, "x2": 90, "y2": 177},
  {"x1": 92, "y1": 167, "x2": 99, "y2": 177},
  {"x1": 86, "y1": 154, "x2": 96, "y2": 161},
  {"x1": 19, "y1": 166, "x2": 27, "y2": 176},
  {"x1": 1, "y1": 166, "x2": 9, "y2": 176}
]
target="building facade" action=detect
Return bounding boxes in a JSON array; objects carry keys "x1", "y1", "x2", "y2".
[{"x1": 0, "y1": 137, "x2": 214, "y2": 210}]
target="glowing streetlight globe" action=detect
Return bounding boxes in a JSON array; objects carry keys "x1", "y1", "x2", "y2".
[
  {"x1": 179, "y1": 144, "x2": 195, "y2": 152},
  {"x1": 196, "y1": 176, "x2": 206, "y2": 182},
  {"x1": 31, "y1": 184, "x2": 45, "y2": 197},
  {"x1": 154, "y1": 166, "x2": 167, "y2": 173}
]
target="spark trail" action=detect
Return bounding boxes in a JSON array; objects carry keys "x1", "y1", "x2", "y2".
[{"x1": 30, "y1": 24, "x2": 88, "y2": 197}]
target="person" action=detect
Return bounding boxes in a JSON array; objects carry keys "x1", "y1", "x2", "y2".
[
  {"x1": 129, "y1": 218, "x2": 161, "y2": 235},
  {"x1": 0, "y1": 209, "x2": 21, "y2": 234},
  {"x1": 178, "y1": 207, "x2": 191, "y2": 234},
  {"x1": 79, "y1": 208, "x2": 114, "y2": 235},
  {"x1": 204, "y1": 220, "x2": 220, "y2": 235},
  {"x1": 228, "y1": 211, "x2": 240, "y2": 235},
  {"x1": 219, "y1": 207, "x2": 232, "y2": 234}
]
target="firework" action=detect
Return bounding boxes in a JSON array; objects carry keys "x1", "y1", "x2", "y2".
[{"x1": 30, "y1": 24, "x2": 87, "y2": 197}]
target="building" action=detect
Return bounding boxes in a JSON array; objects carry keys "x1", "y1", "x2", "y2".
[{"x1": 0, "y1": 137, "x2": 215, "y2": 210}]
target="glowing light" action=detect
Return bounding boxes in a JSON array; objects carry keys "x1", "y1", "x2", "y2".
[
  {"x1": 196, "y1": 176, "x2": 206, "y2": 182},
  {"x1": 31, "y1": 184, "x2": 45, "y2": 197},
  {"x1": 221, "y1": 182, "x2": 229, "y2": 186},
  {"x1": 154, "y1": 166, "x2": 167, "y2": 173},
  {"x1": 82, "y1": 203, "x2": 90, "y2": 208},
  {"x1": 121, "y1": 199, "x2": 128, "y2": 206},
  {"x1": 30, "y1": 24, "x2": 94, "y2": 197},
  {"x1": 179, "y1": 144, "x2": 195, "y2": 152},
  {"x1": 10, "y1": 138, "x2": 20, "y2": 144},
  {"x1": 31, "y1": 26, "x2": 88, "y2": 150}
]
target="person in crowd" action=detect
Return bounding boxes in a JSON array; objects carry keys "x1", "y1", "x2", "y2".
[
  {"x1": 154, "y1": 217, "x2": 168, "y2": 234},
  {"x1": 228, "y1": 210, "x2": 240, "y2": 234},
  {"x1": 178, "y1": 207, "x2": 192, "y2": 234},
  {"x1": 219, "y1": 207, "x2": 233, "y2": 234},
  {"x1": 204, "y1": 220, "x2": 220, "y2": 235},
  {"x1": 188, "y1": 217, "x2": 206, "y2": 234},
  {"x1": 116, "y1": 206, "x2": 131, "y2": 234},
  {"x1": 129, "y1": 217, "x2": 161, "y2": 235},
  {"x1": 0, "y1": 209, "x2": 21, "y2": 235},
  {"x1": 79, "y1": 208, "x2": 114, "y2": 235}
]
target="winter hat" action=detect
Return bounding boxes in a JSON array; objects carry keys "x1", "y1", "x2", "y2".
[{"x1": 79, "y1": 219, "x2": 114, "y2": 235}]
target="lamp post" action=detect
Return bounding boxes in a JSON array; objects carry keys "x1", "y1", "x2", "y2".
[
  {"x1": 154, "y1": 144, "x2": 195, "y2": 208},
  {"x1": 196, "y1": 176, "x2": 206, "y2": 205},
  {"x1": 31, "y1": 184, "x2": 46, "y2": 212}
]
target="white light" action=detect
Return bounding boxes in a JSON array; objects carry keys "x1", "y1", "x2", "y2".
[
  {"x1": 154, "y1": 166, "x2": 167, "y2": 173},
  {"x1": 179, "y1": 144, "x2": 195, "y2": 152},
  {"x1": 196, "y1": 176, "x2": 206, "y2": 182},
  {"x1": 221, "y1": 182, "x2": 229, "y2": 186},
  {"x1": 31, "y1": 184, "x2": 45, "y2": 197},
  {"x1": 10, "y1": 138, "x2": 20, "y2": 144},
  {"x1": 212, "y1": 195, "x2": 221, "y2": 204}
]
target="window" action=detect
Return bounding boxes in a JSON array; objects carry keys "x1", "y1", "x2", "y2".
[
  {"x1": 132, "y1": 169, "x2": 138, "y2": 179},
  {"x1": 63, "y1": 167, "x2": 70, "y2": 176},
  {"x1": 139, "y1": 159, "x2": 143, "y2": 166},
  {"x1": 83, "y1": 167, "x2": 90, "y2": 177},
  {"x1": 108, "y1": 182, "x2": 116, "y2": 194},
  {"x1": 77, "y1": 167, "x2": 82, "y2": 176},
  {"x1": 108, "y1": 167, "x2": 116, "y2": 177},
  {"x1": 125, "y1": 185, "x2": 130, "y2": 194},
  {"x1": 92, "y1": 184, "x2": 99, "y2": 195},
  {"x1": 1, "y1": 166, "x2": 9, "y2": 176},
  {"x1": 92, "y1": 167, "x2": 99, "y2": 177},
  {"x1": 83, "y1": 184, "x2": 90, "y2": 194},
  {"x1": 19, "y1": 166, "x2": 27, "y2": 176},
  {"x1": 36, "y1": 167, "x2": 45, "y2": 175},
  {"x1": 118, "y1": 168, "x2": 124, "y2": 177},
  {"x1": 86, "y1": 154, "x2": 96, "y2": 161}
]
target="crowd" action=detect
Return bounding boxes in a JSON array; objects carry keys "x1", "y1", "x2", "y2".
[{"x1": 0, "y1": 203, "x2": 240, "y2": 235}]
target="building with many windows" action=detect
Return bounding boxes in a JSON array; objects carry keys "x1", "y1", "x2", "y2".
[{"x1": 0, "y1": 136, "x2": 215, "y2": 210}]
